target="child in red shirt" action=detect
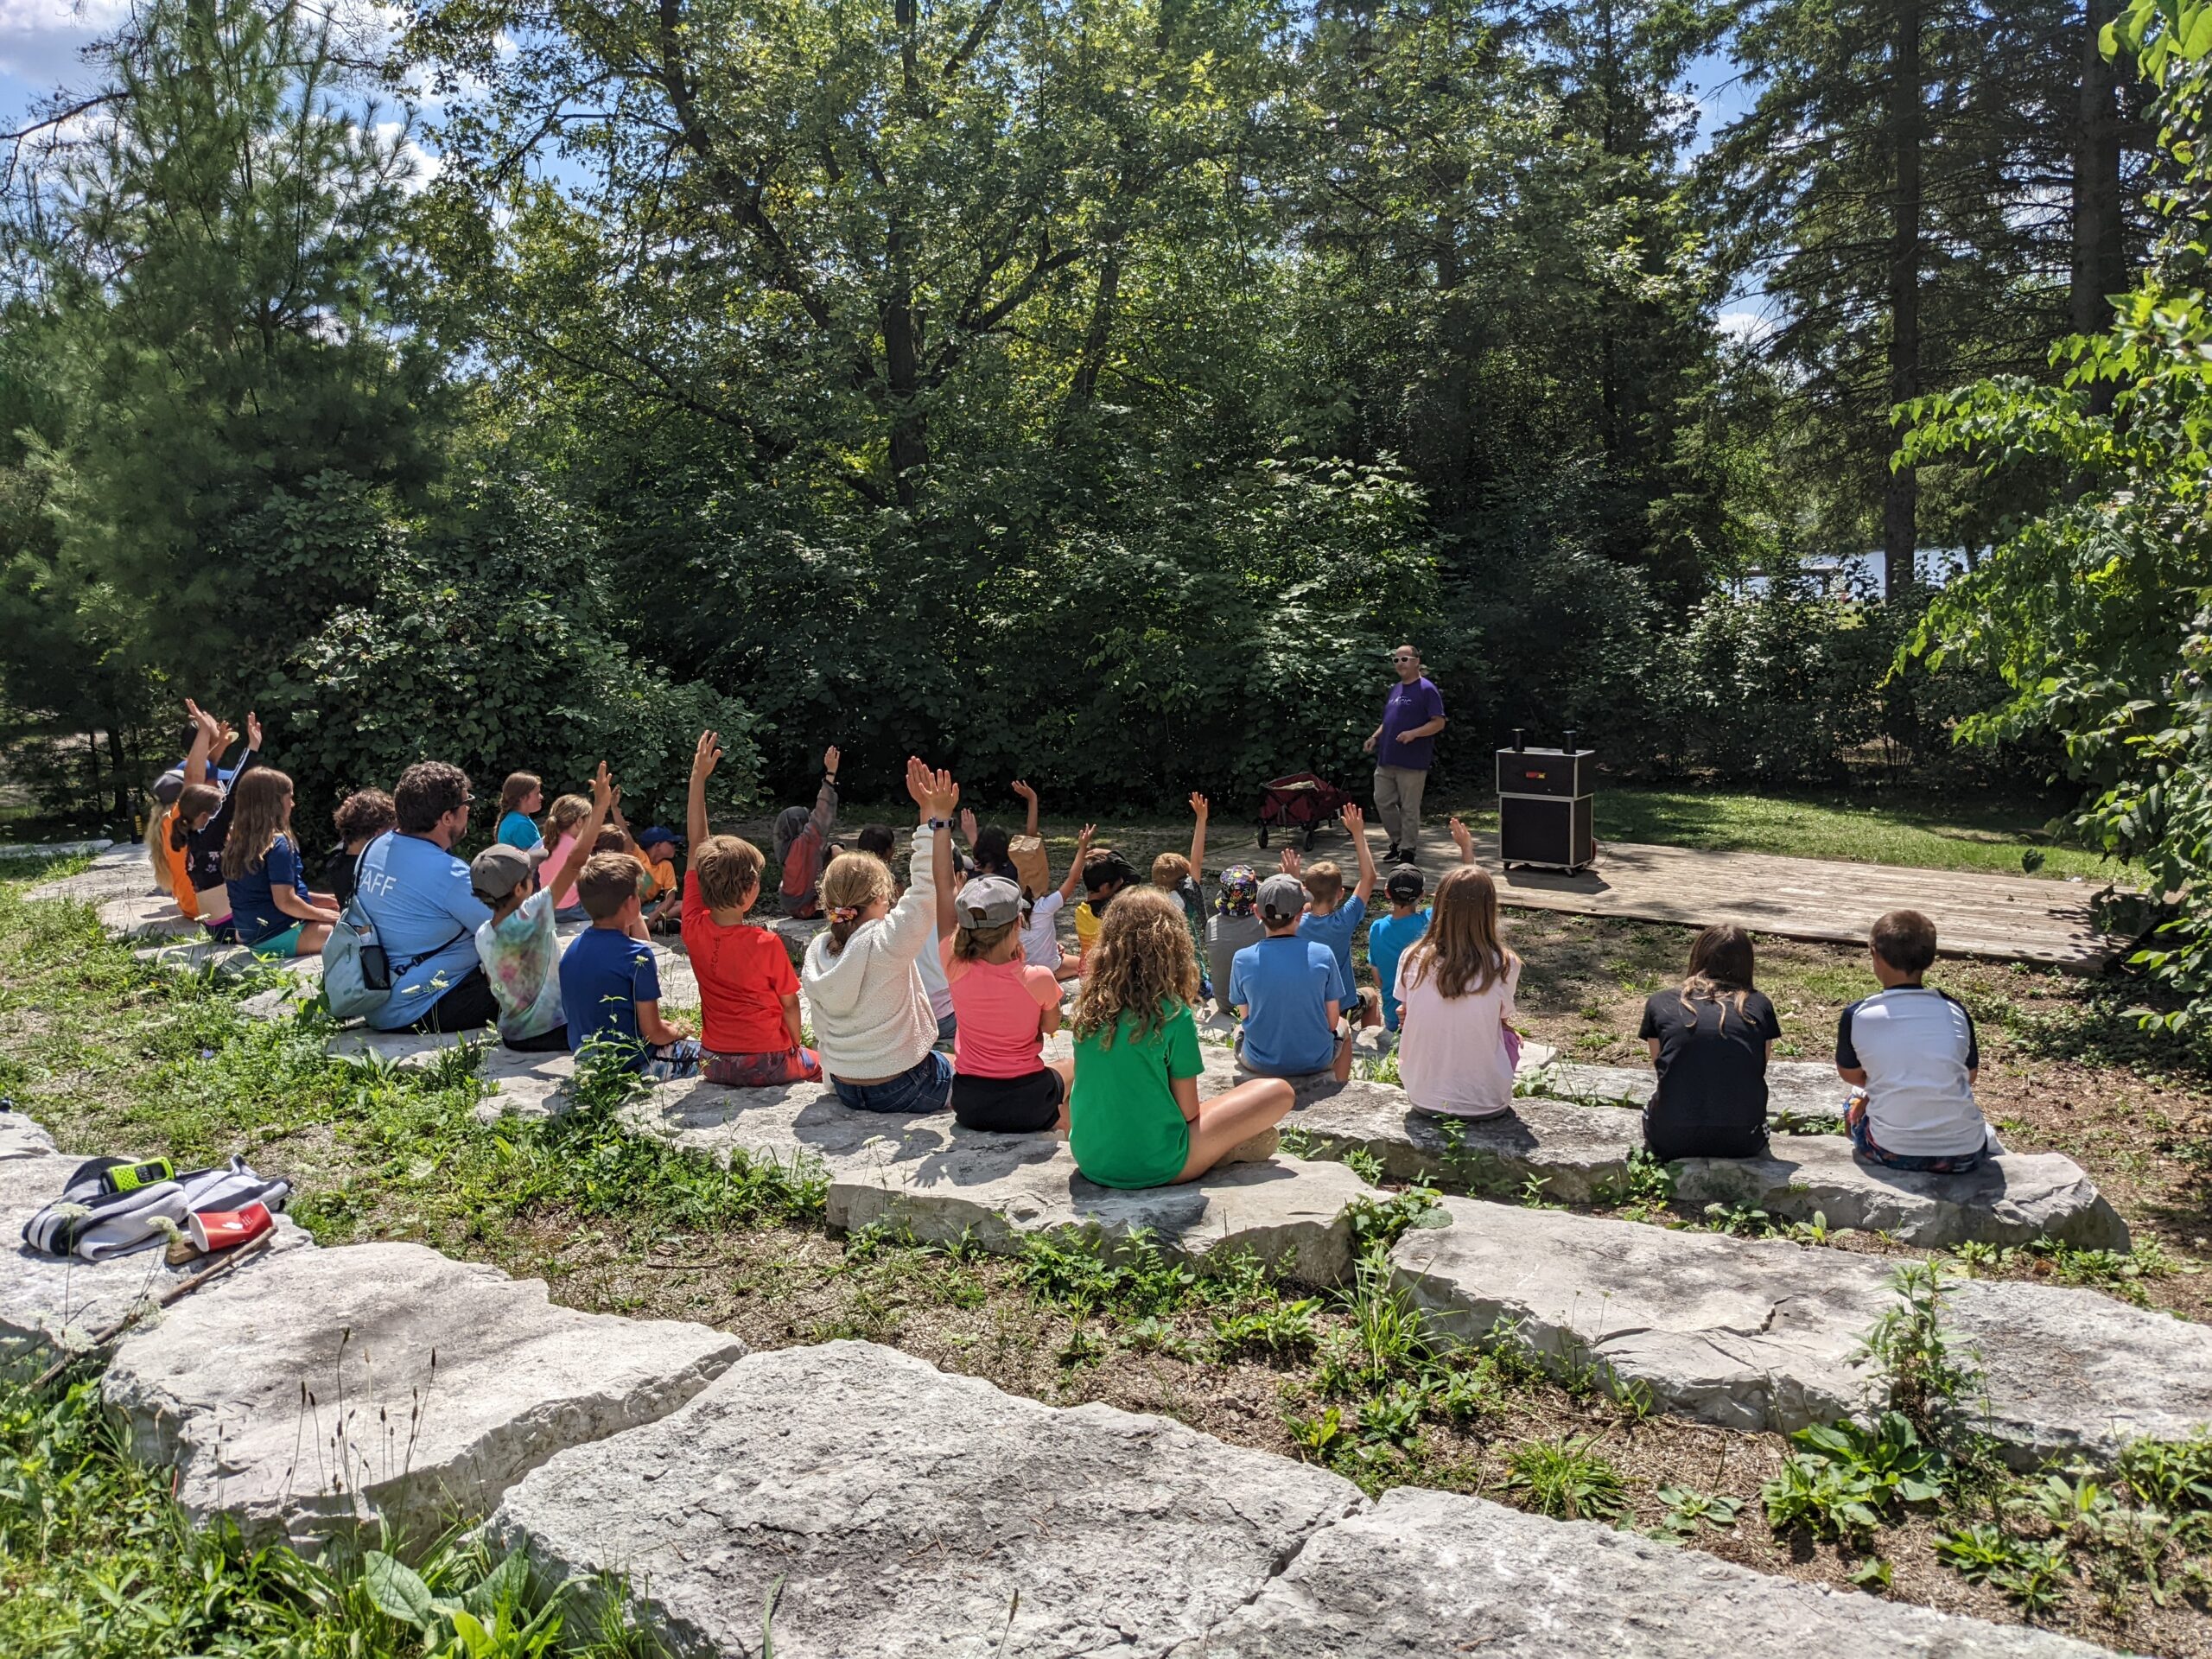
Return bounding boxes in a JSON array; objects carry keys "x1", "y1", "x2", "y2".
[{"x1": 684, "y1": 729, "x2": 823, "y2": 1087}]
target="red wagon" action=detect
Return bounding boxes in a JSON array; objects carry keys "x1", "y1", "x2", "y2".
[{"x1": 1256, "y1": 772, "x2": 1356, "y2": 849}]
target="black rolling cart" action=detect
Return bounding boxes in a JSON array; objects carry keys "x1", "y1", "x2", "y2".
[{"x1": 1496, "y1": 730, "x2": 1597, "y2": 874}]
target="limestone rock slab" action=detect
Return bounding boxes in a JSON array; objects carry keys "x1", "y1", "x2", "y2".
[
  {"x1": 488, "y1": 1340, "x2": 1364, "y2": 1659},
  {"x1": 1391, "y1": 1194, "x2": 1892, "y2": 1432},
  {"x1": 638, "y1": 1075, "x2": 1368, "y2": 1284},
  {"x1": 1390, "y1": 1196, "x2": 2212, "y2": 1464},
  {"x1": 0, "y1": 1111, "x2": 55, "y2": 1160},
  {"x1": 1675, "y1": 1141, "x2": 2130, "y2": 1250},
  {"x1": 103, "y1": 1240, "x2": 746, "y2": 1546},
  {"x1": 1179, "y1": 1485, "x2": 2110, "y2": 1658},
  {"x1": 26, "y1": 843, "x2": 157, "y2": 906},
  {"x1": 0, "y1": 1151, "x2": 309, "y2": 1374}
]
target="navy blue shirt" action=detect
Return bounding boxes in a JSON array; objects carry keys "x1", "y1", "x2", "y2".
[
  {"x1": 559, "y1": 925, "x2": 663, "y2": 1067},
  {"x1": 228, "y1": 833, "x2": 310, "y2": 946}
]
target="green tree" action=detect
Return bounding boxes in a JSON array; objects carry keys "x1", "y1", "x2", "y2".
[
  {"x1": 1901, "y1": 0, "x2": 2212, "y2": 1027},
  {"x1": 10, "y1": 0, "x2": 438, "y2": 702}
]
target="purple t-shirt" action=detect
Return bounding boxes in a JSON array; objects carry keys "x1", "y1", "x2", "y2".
[{"x1": 1381, "y1": 677, "x2": 1446, "y2": 772}]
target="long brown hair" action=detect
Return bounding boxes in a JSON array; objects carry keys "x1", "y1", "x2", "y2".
[
  {"x1": 222, "y1": 769, "x2": 296, "y2": 880},
  {"x1": 499, "y1": 771, "x2": 542, "y2": 816},
  {"x1": 169, "y1": 784, "x2": 222, "y2": 850},
  {"x1": 1401, "y1": 867, "x2": 1514, "y2": 1000},
  {"x1": 543, "y1": 793, "x2": 591, "y2": 846},
  {"x1": 1679, "y1": 925, "x2": 1757, "y2": 1023},
  {"x1": 1071, "y1": 886, "x2": 1199, "y2": 1048}
]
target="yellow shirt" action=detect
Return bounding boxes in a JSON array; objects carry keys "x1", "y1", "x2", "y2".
[
  {"x1": 645, "y1": 857, "x2": 677, "y2": 900},
  {"x1": 1073, "y1": 901, "x2": 1101, "y2": 957}
]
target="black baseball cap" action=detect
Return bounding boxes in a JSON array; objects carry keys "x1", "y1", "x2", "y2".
[{"x1": 1385, "y1": 868, "x2": 1426, "y2": 902}]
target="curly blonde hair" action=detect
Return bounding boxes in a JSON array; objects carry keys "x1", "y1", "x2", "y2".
[{"x1": 1071, "y1": 887, "x2": 1199, "y2": 1048}]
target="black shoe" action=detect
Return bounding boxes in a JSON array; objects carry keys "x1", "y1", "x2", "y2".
[
  {"x1": 1395, "y1": 847, "x2": 1420, "y2": 865},
  {"x1": 1384, "y1": 843, "x2": 1402, "y2": 863}
]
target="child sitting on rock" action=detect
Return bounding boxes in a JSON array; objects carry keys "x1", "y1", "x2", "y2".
[
  {"x1": 1639, "y1": 925, "x2": 1780, "y2": 1161},
  {"x1": 472, "y1": 762, "x2": 615, "y2": 1054},
  {"x1": 1394, "y1": 852, "x2": 1521, "y2": 1121},
  {"x1": 325, "y1": 787, "x2": 397, "y2": 909},
  {"x1": 1229, "y1": 873, "x2": 1355, "y2": 1083},
  {"x1": 1836, "y1": 909, "x2": 1994, "y2": 1173},
  {"x1": 1288, "y1": 803, "x2": 1380, "y2": 1027},
  {"x1": 540, "y1": 791, "x2": 594, "y2": 918},
  {"x1": 223, "y1": 766, "x2": 342, "y2": 959},
  {"x1": 1068, "y1": 886, "x2": 1293, "y2": 1187},
  {"x1": 171, "y1": 706, "x2": 263, "y2": 938},
  {"x1": 1366, "y1": 867, "x2": 1430, "y2": 1034},
  {"x1": 1074, "y1": 847, "x2": 1139, "y2": 969},
  {"x1": 685, "y1": 729, "x2": 822, "y2": 1087},
  {"x1": 1150, "y1": 791, "x2": 1211, "y2": 997},
  {"x1": 774, "y1": 746, "x2": 842, "y2": 918},
  {"x1": 1020, "y1": 824, "x2": 1094, "y2": 980},
  {"x1": 637, "y1": 825, "x2": 683, "y2": 932},
  {"x1": 559, "y1": 849, "x2": 701, "y2": 1080},
  {"x1": 497, "y1": 772, "x2": 544, "y2": 850},
  {"x1": 936, "y1": 791, "x2": 1071, "y2": 1134},
  {"x1": 801, "y1": 759, "x2": 951, "y2": 1114},
  {"x1": 1205, "y1": 865, "x2": 1265, "y2": 1014}
]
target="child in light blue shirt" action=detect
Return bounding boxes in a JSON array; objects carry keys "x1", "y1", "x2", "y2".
[{"x1": 1367, "y1": 867, "x2": 1430, "y2": 1033}]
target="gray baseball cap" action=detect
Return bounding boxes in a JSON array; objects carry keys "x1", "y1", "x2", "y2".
[
  {"x1": 955, "y1": 875, "x2": 1023, "y2": 930},
  {"x1": 1258, "y1": 873, "x2": 1309, "y2": 925},
  {"x1": 469, "y1": 842, "x2": 535, "y2": 905}
]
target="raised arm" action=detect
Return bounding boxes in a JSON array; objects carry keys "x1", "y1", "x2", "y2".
[
  {"x1": 555, "y1": 764, "x2": 616, "y2": 897},
  {"x1": 1340, "y1": 803, "x2": 1377, "y2": 906},
  {"x1": 1448, "y1": 815, "x2": 1476, "y2": 867},
  {"x1": 181, "y1": 702, "x2": 216, "y2": 788},
  {"x1": 935, "y1": 791, "x2": 960, "y2": 944},
  {"x1": 1187, "y1": 792, "x2": 1209, "y2": 883},
  {"x1": 810, "y1": 745, "x2": 842, "y2": 836},
  {"x1": 1012, "y1": 779, "x2": 1040, "y2": 838},
  {"x1": 879, "y1": 758, "x2": 950, "y2": 963},
  {"x1": 1057, "y1": 825, "x2": 1096, "y2": 902},
  {"x1": 687, "y1": 730, "x2": 721, "y2": 854}
]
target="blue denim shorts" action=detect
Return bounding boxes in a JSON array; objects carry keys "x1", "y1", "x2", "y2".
[{"x1": 834, "y1": 1051, "x2": 954, "y2": 1114}]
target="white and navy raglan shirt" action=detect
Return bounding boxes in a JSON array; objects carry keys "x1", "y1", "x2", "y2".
[{"x1": 1835, "y1": 986, "x2": 1988, "y2": 1159}]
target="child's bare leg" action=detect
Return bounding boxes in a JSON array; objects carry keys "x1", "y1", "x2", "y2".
[
  {"x1": 1049, "y1": 1058, "x2": 1075, "y2": 1132},
  {"x1": 1174, "y1": 1078, "x2": 1294, "y2": 1182},
  {"x1": 1332, "y1": 1023, "x2": 1354, "y2": 1082}
]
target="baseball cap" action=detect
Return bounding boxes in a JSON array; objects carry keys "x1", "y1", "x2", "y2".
[
  {"x1": 1258, "y1": 873, "x2": 1308, "y2": 925},
  {"x1": 638, "y1": 825, "x2": 680, "y2": 852},
  {"x1": 151, "y1": 766, "x2": 188, "y2": 807},
  {"x1": 1385, "y1": 868, "x2": 1426, "y2": 903},
  {"x1": 954, "y1": 875, "x2": 1023, "y2": 930},
  {"x1": 469, "y1": 843, "x2": 535, "y2": 905}
]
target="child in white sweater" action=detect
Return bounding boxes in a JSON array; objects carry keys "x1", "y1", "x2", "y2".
[{"x1": 801, "y1": 758, "x2": 952, "y2": 1113}]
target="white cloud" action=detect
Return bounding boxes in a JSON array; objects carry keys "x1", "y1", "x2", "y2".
[
  {"x1": 0, "y1": 0, "x2": 126, "y2": 86},
  {"x1": 373, "y1": 117, "x2": 442, "y2": 194},
  {"x1": 1715, "y1": 309, "x2": 1777, "y2": 347}
]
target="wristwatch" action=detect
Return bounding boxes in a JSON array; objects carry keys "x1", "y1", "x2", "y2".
[
  {"x1": 824, "y1": 772, "x2": 838, "y2": 786},
  {"x1": 927, "y1": 817, "x2": 950, "y2": 830}
]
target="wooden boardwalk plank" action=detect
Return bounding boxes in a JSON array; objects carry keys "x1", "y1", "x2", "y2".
[{"x1": 1370, "y1": 825, "x2": 2131, "y2": 971}]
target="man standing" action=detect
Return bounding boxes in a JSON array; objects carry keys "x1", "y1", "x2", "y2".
[{"x1": 1363, "y1": 644, "x2": 1446, "y2": 865}]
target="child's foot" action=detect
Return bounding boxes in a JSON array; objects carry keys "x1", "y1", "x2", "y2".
[{"x1": 1218, "y1": 1127, "x2": 1279, "y2": 1166}]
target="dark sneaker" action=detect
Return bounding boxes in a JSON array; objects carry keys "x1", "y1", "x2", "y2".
[{"x1": 1384, "y1": 843, "x2": 1402, "y2": 863}]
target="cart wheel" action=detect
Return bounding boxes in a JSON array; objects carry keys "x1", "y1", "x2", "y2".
[
  {"x1": 1303, "y1": 824, "x2": 1319, "y2": 850},
  {"x1": 1256, "y1": 823, "x2": 1270, "y2": 849}
]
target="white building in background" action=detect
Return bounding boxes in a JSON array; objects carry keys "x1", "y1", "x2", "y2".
[{"x1": 1732, "y1": 547, "x2": 1970, "y2": 599}]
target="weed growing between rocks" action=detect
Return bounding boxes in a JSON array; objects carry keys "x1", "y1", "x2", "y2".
[{"x1": 0, "y1": 1375, "x2": 654, "y2": 1659}]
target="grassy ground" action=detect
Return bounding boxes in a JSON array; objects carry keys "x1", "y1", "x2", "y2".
[{"x1": 7, "y1": 862, "x2": 2212, "y2": 1653}]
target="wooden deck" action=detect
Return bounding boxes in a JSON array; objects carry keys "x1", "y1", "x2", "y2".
[{"x1": 1384, "y1": 825, "x2": 2131, "y2": 971}]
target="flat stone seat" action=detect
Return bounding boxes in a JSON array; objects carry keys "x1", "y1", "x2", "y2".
[
  {"x1": 25, "y1": 843, "x2": 159, "y2": 906},
  {"x1": 0, "y1": 1151, "x2": 312, "y2": 1375},
  {"x1": 1179, "y1": 1485, "x2": 2107, "y2": 1658},
  {"x1": 635, "y1": 1075, "x2": 1369, "y2": 1285},
  {"x1": 1392, "y1": 1195, "x2": 2212, "y2": 1466},
  {"x1": 1288, "y1": 1077, "x2": 2125, "y2": 1249},
  {"x1": 104, "y1": 1238, "x2": 747, "y2": 1547},
  {"x1": 0, "y1": 836, "x2": 114, "y2": 861},
  {"x1": 1520, "y1": 1056, "x2": 1850, "y2": 1123},
  {"x1": 490, "y1": 1340, "x2": 1363, "y2": 1659}
]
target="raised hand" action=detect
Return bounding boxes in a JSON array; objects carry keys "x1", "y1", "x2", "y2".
[
  {"x1": 1448, "y1": 815, "x2": 1474, "y2": 863},
  {"x1": 591, "y1": 760, "x2": 616, "y2": 812},
  {"x1": 960, "y1": 807, "x2": 980, "y2": 849},
  {"x1": 1338, "y1": 802, "x2": 1364, "y2": 834},
  {"x1": 905, "y1": 755, "x2": 932, "y2": 809},
  {"x1": 823, "y1": 745, "x2": 842, "y2": 777},
  {"x1": 1189, "y1": 791, "x2": 1209, "y2": 819},
  {"x1": 1076, "y1": 823, "x2": 1096, "y2": 856},
  {"x1": 922, "y1": 766, "x2": 960, "y2": 821},
  {"x1": 1011, "y1": 779, "x2": 1038, "y2": 804},
  {"x1": 1279, "y1": 846, "x2": 1301, "y2": 876},
  {"x1": 245, "y1": 711, "x2": 263, "y2": 753},
  {"x1": 693, "y1": 729, "x2": 722, "y2": 779}
]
